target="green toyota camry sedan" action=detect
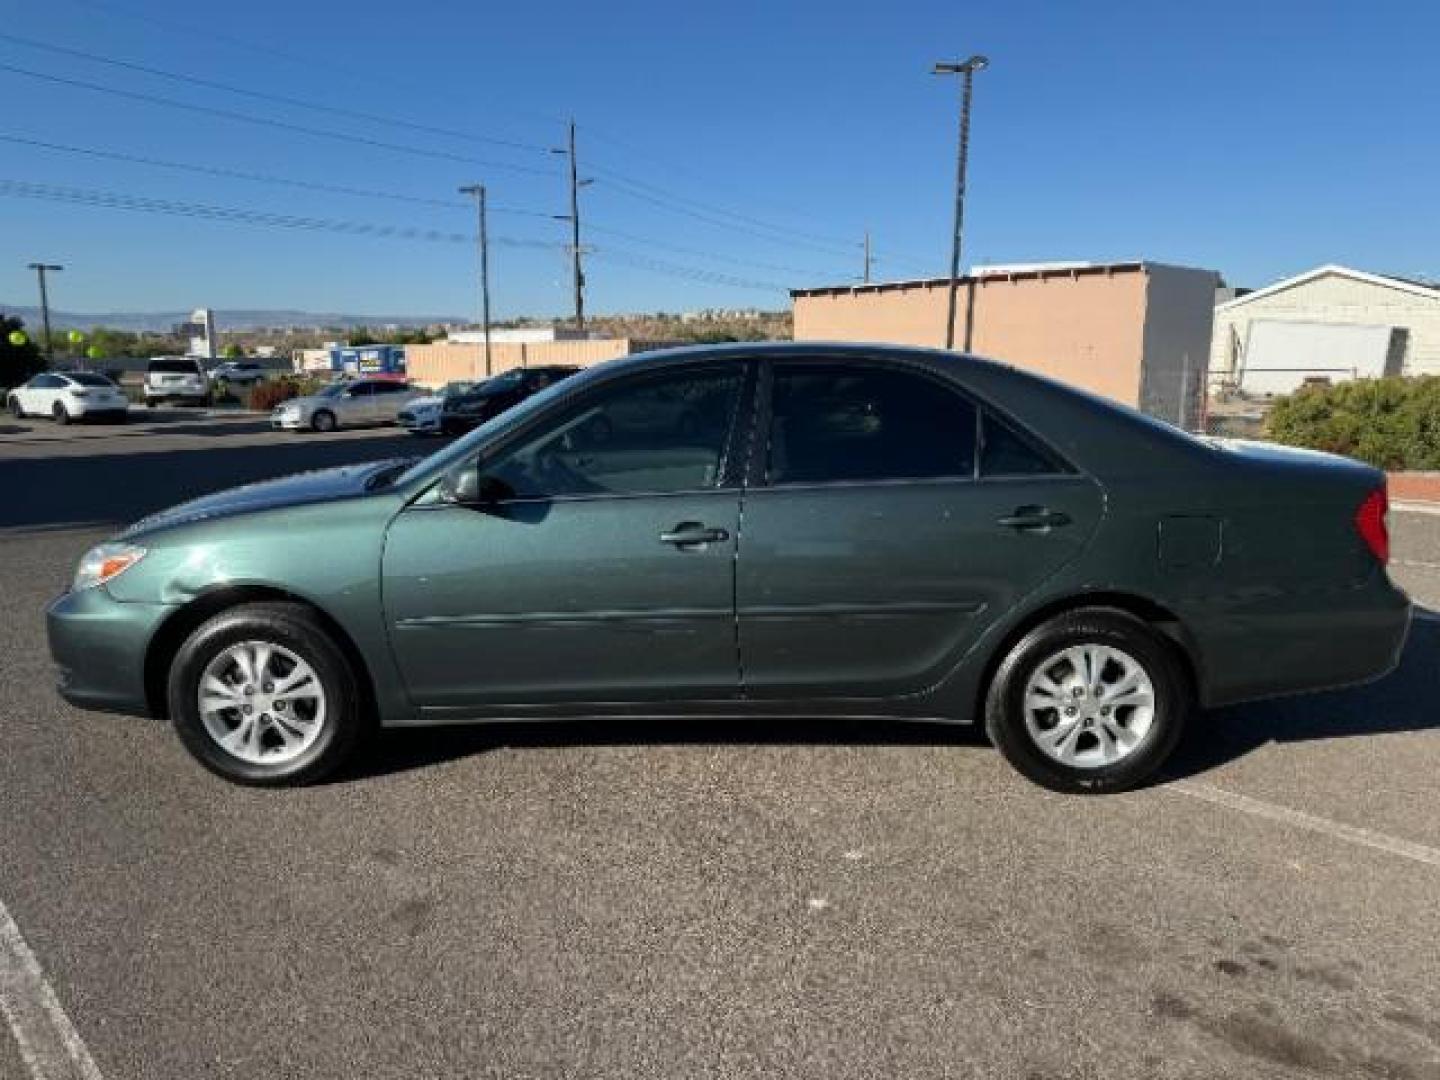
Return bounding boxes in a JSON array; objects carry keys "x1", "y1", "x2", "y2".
[{"x1": 47, "y1": 343, "x2": 1411, "y2": 792}]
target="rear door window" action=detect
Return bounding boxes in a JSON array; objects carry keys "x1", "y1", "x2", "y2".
[
  {"x1": 978, "y1": 410, "x2": 1070, "y2": 477},
  {"x1": 766, "y1": 363, "x2": 977, "y2": 484}
]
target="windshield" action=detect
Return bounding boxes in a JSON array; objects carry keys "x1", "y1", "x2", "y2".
[
  {"x1": 148, "y1": 358, "x2": 198, "y2": 374},
  {"x1": 441, "y1": 380, "x2": 477, "y2": 398},
  {"x1": 481, "y1": 370, "x2": 525, "y2": 392},
  {"x1": 317, "y1": 382, "x2": 349, "y2": 398},
  {"x1": 396, "y1": 366, "x2": 604, "y2": 487}
]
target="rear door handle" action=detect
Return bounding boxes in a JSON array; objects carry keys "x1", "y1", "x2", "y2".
[
  {"x1": 660, "y1": 522, "x2": 730, "y2": 547},
  {"x1": 997, "y1": 506, "x2": 1072, "y2": 531}
]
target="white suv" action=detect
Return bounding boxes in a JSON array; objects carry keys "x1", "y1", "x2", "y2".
[{"x1": 144, "y1": 357, "x2": 211, "y2": 407}]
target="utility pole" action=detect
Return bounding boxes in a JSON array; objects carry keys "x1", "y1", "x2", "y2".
[
  {"x1": 458, "y1": 184, "x2": 493, "y2": 377},
  {"x1": 27, "y1": 262, "x2": 62, "y2": 362},
  {"x1": 932, "y1": 55, "x2": 988, "y2": 351},
  {"x1": 863, "y1": 229, "x2": 872, "y2": 284},
  {"x1": 552, "y1": 120, "x2": 590, "y2": 332}
]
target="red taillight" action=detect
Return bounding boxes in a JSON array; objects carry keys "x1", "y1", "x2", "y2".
[{"x1": 1355, "y1": 488, "x2": 1390, "y2": 564}]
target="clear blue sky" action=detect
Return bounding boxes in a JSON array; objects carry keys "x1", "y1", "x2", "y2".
[{"x1": 1, "y1": 0, "x2": 1436, "y2": 320}]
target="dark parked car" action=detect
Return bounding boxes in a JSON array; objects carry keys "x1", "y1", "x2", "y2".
[
  {"x1": 47, "y1": 343, "x2": 1409, "y2": 791},
  {"x1": 439, "y1": 365, "x2": 580, "y2": 435}
]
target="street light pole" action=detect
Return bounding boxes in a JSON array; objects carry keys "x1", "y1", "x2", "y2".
[
  {"x1": 26, "y1": 262, "x2": 63, "y2": 362},
  {"x1": 458, "y1": 184, "x2": 492, "y2": 377},
  {"x1": 932, "y1": 55, "x2": 988, "y2": 351}
]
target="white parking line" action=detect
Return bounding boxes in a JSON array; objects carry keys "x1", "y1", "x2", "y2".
[
  {"x1": 1170, "y1": 781, "x2": 1440, "y2": 870},
  {"x1": 0, "y1": 900, "x2": 103, "y2": 1080}
]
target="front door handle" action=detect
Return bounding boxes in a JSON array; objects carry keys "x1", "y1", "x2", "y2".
[
  {"x1": 997, "y1": 506, "x2": 1072, "y2": 531},
  {"x1": 660, "y1": 522, "x2": 730, "y2": 547}
]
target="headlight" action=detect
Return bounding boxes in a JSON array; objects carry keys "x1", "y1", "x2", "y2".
[{"x1": 73, "y1": 542, "x2": 146, "y2": 591}]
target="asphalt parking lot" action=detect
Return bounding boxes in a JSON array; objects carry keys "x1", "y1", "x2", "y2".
[{"x1": 2, "y1": 413, "x2": 1439, "y2": 1080}]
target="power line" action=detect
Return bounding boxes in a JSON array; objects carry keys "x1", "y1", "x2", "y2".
[
  {"x1": 589, "y1": 246, "x2": 789, "y2": 294},
  {"x1": 0, "y1": 179, "x2": 561, "y2": 247},
  {"x1": 0, "y1": 178, "x2": 797, "y2": 293},
  {"x1": 0, "y1": 63, "x2": 559, "y2": 177},
  {"x1": 36, "y1": 0, "x2": 930, "y2": 277},
  {"x1": 0, "y1": 133, "x2": 554, "y2": 215},
  {"x1": 585, "y1": 221, "x2": 836, "y2": 278},
  {"x1": 56, "y1": 0, "x2": 568, "y2": 129},
  {"x1": 0, "y1": 30, "x2": 551, "y2": 155},
  {"x1": 0, "y1": 131, "x2": 841, "y2": 280}
]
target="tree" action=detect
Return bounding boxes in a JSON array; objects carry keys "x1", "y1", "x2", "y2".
[
  {"x1": 1, "y1": 315, "x2": 45, "y2": 388},
  {"x1": 221, "y1": 344, "x2": 244, "y2": 359},
  {"x1": 346, "y1": 328, "x2": 382, "y2": 346}
]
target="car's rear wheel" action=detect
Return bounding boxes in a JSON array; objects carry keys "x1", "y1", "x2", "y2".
[
  {"x1": 984, "y1": 608, "x2": 1188, "y2": 794},
  {"x1": 167, "y1": 602, "x2": 366, "y2": 786},
  {"x1": 311, "y1": 409, "x2": 337, "y2": 433},
  {"x1": 52, "y1": 402, "x2": 70, "y2": 425}
]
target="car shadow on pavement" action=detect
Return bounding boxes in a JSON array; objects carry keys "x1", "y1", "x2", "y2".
[
  {"x1": 352, "y1": 713, "x2": 986, "y2": 783},
  {"x1": 1, "y1": 435, "x2": 418, "y2": 530},
  {"x1": 348, "y1": 614, "x2": 1440, "y2": 785}
]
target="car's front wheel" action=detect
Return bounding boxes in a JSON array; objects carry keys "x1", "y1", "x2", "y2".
[
  {"x1": 8, "y1": 397, "x2": 22, "y2": 418},
  {"x1": 52, "y1": 402, "x2": 70, "y2": 425},
  {"x1": 311, "y1": 409, "x2": 337, "y2": 433},
  {"x1": 984, "y1": 608, "x2": 1188, "y2": 794},
  {"x1": 167, "y1": 602, "x2": 366, "y2": 785}
]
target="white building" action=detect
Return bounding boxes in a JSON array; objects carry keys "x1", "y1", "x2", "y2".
[{"x1": 1212, "y1": 265, "x2": 1440, "y2": 395}]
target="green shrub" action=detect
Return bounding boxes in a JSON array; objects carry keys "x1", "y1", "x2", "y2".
[{"x1": 1264, "y1": 376, "x2": 1440, "y2": 470}]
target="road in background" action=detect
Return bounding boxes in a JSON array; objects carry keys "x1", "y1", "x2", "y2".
[{"x1": 2, "y1": 419, "x2": 1438, "y2": 1079}]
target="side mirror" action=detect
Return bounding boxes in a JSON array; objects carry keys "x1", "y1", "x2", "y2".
[{"x1": 439, "y1": 464, "x2": 512, "y2": 506}]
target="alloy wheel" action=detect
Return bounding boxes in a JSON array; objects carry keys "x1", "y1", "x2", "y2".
[
  {"x1": 1021, "y1": 644, "x2": 1156, "y2": 769},
  {"x1": 198, "y1": 640, "x2": 327, "y2": 765}
]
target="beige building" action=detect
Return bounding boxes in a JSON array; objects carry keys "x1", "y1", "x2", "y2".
[
  {"x1": 792, "y1": 261, "x2": 1219, "y2": 426},
  {"x1": 1211, "y1": 265, "x2": 1440, "y2": 395}
]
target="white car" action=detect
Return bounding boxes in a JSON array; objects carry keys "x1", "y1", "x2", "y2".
[
  {"x1": 209, "y1": 361, "x2": 267, "y2": 385},
  {"x1": 271, "y1": 378, "x2": 425, "y2": 432},
  {"x1": 144, "y1": 356, "x2": 211, "y2": 407},
  {"x1": 7, "y1": 371, "x2": 130, "y2": 424},
  {"x1": 397, "y1": 380, "x2": 477, "y2": 435}
]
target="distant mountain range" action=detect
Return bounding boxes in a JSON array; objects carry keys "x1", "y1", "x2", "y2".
[{"x1": 0, "y1": 304, "x2": 465, "y2": 332}]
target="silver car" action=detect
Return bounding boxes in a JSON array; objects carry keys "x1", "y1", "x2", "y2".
[{"x1": 270, "y1": 378, "x2": 425, "y2": 432}]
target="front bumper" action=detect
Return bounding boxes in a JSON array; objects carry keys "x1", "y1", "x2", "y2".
[
  {"x1": 47, "y1": 586, "x2": 173, "y2": 717},
  {"x1": 270, "y1": 412, "x2": 307, "y2": 429},
  {"x1": 399, "y1": 411, "x2": 442, "y2": 433}
]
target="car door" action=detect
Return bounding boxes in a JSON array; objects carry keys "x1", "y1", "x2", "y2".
[
  {"x1": 371, "y1": 382, "x2": 415, "y2": 423},
  {"x1": 735, "y1": 359, "x2": 1104, "y2": 700},
  {"x1": 337, "y1": 381, "x2": 376, "y2": 425},
  {"x1": 382, "y1": 362, "x2": 751, "y2": 711},
  {"x1": 26, "y1": 374, "x2": 64, "y2": 415}
]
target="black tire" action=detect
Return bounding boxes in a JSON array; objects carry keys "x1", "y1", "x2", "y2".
[
  {"x1": 146, "y1": 399, "x2": 157, "y2": 409},
  {"x1": 8, "y1": 397, "x2": 22, "y2": 418},
  {"x1": 52, "y1": 401, "x2": 70, "y2": 425},
  {"x1": 984, "y1": 608, "x2": 1189, "y2": 794},
  {"x1": 167, "y1": 602, "x2": 367, "y2": 786},
  {"x1": 311, "y1": 409, "x2": 337, "y2": 433}
]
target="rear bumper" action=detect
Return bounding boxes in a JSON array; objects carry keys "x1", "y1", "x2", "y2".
[
  {"x1": 1193, "y1": 576, "x2": 1412, "y2": 708},
  {"x1": 47, "y1": 587, "x2": 172, "y2": 717}
]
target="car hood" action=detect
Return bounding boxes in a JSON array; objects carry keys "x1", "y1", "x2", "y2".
[{"x1": 120, "y1": 458, "x2": 409, "y2": 539}]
